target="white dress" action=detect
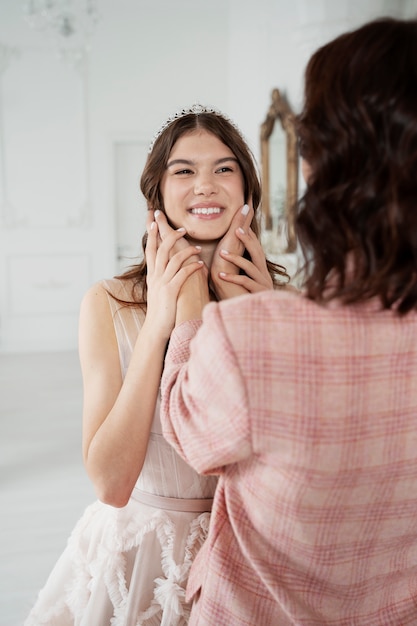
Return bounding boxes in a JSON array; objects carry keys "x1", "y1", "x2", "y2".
[{"x1": 24, "y1": 278, "x2": 218, "y2": 626}]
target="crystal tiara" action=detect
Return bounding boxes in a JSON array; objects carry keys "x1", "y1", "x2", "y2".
[{"x1": 148, "y1": 103, "x2": 244, "y2": 153}]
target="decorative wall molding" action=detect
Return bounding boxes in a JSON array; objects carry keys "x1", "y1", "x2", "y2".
[
  {"x1": 0, "y1": 44, "x2": 91, "y2": 229},
  {"x1": 6, "y1": 252, "x2": 91, "y2": 316}
]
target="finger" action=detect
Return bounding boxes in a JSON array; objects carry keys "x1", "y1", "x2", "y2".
[
  {"x1": 218, "y1": 271, "x2": 270, "y2": 294},
  {"x1": 219, "y1": 251, "x2": 265, "y2": 282},
  {"x1": 218, "y1": 250, "x2": 273, "y2": 289},
  {"x1": 219, "y1": 227, "x2": 264, "y2": 271},
  {"x1": 236, "y1": 203, "x2": 254, "y2": 231},
  {"x1": 153, "y1": 228, "x2": 191, "y2": 275},
  {"x1": 214, "y1": 204, "x2": 251, "y2": 259},
  {"x1": 146, "y1": 209, "x2": 155, "y2": 231},
  {"x1": 154, "y1": 210, "x2": 190, "y2": 257},
  {"x1": 163, "y1": 245, "x2": 203, "y2": 282},
  {"x1": 224, "y1": 203, "x2": 254, "y2": 255},
  {"x1": 225, "y1": 203, "x2": 252, "y2": 237},
  {"x1": 145, "y1": 219, "x2": 158, "y2": 275},
  {"x1": 235, "y1": 227, "x2": 268, "y2": 270},
  {"x1": 169, "y1": 260, "x2": 205, "y2": 293},
  {"x1": 241, "y1": 202, "x2": 254, "y2": 228},
  {"x1": 154, "y1": 209, "x2": 177, "y2": 240}
]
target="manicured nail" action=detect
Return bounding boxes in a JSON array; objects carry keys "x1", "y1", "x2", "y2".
[
  {"x1": 219, "y1": 272, "x2": 226, "y2": 277},
  {"x1": 150, "y1": 221, "x2": 156, "y2": 230},
  {"x1": 195, "y1": 245, "x2": 202, "y2": 251},
  {"x1": 241, "y1": 203, "x2": 249, "y2": 215},
  {"x1": 238, "y1": 227, "x2": 245, "y2": 234},
  {"x1": 221, "y1": 249, "x2": 229, "y2": 255},
  {"x1": 177, "y1": 227, "x2": 185, "y2": 232},
  {"x1": 154, "y1": 209, "x2": 161, "y2": 218}
]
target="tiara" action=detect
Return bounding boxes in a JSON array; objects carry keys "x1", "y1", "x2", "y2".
[{"x1": 148, "y1": 103, "x2": 244, "y2": 153}]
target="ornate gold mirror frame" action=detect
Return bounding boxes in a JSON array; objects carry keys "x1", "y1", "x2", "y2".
[{"x1": 260, "y1": 88, "x2": 298, "y2": 253}]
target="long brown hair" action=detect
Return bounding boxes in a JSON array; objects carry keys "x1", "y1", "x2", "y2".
[
  {"x1": 118, "y1": 111, "x2": 289, "y2": 306},
  {"x1": 296, "y1": 17, "x2": 417, "y2": 314}
]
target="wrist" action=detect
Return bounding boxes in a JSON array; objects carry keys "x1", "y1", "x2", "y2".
[{"x1": 176, "y1": 272, "x2": 209, "y2": 324}]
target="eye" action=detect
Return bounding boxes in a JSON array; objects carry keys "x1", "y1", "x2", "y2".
[
  {"x1": 216, "y1": 165, "x2": 234, "y2": 174},
  {"x1": 174, "y1": 168, "x2": 193, "y2": 175}
]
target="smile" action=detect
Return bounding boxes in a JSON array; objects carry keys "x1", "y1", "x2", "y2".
[{"x1": 189, "y1": 207, "x2": 222, "y2": 215}]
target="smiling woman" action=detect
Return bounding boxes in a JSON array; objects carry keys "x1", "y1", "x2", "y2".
[
  {"x1": 161, "y1": 130, "x2": 245, "y2": 243},
  {"x1": 24, "y1": 104, "x2": 292, "y2": 626}
]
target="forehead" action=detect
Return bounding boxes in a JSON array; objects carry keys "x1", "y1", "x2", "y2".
[{"x1": 169, "y1": 129, "x2": 234, "y2": 158}]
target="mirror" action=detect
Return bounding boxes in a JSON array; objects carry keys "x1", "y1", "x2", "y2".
[{"x1": 260, "y1": 88, "x2": 298, "y2": 253}]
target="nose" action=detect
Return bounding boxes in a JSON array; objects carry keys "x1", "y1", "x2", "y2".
[{"x1": 194, "y1": 172, "x2": 217, "y2": 196}]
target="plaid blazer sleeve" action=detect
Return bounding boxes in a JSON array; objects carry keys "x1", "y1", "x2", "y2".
[{"x1": 160, "y1": 301, "x2": 252, "y2": 475}]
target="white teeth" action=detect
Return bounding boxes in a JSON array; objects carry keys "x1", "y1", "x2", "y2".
[{"x1": 190, "y1": 207, "x2": 222, "y2": 215}]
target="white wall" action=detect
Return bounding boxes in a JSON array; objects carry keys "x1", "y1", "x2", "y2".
[{"x1": 0, "y1": 0, "x2": 416, "y2": 352}]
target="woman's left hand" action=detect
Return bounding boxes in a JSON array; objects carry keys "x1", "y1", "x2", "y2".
[{"x1": 211, "y1": 203, "x2": 274, "y2": 300}]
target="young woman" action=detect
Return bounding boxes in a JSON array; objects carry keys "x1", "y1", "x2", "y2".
[{"x1": 24, "y1": 104, "x2": 290, "y2": 626}]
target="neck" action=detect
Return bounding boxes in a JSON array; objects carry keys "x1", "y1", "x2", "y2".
[{"x1": 186, "y1": 236, "x2": 218, "y2": 268}]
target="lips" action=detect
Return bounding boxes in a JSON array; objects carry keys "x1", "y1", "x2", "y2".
[{"x1": 189, "y1": 207, "x2": 222, "y2": 215}]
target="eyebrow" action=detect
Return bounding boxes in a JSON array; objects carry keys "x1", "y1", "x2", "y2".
[{"x1": 166, "y1": 156, "x2": 239, "y2": 169}]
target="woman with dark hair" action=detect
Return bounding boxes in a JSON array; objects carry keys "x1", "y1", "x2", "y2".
[
  {"x1": 24, "y1": 105, "x2": 290, "y2": 626},
  {"x1": 297, "y1": 17, "x2": 417, "y2": 313},
  {"x1": 159, "y1": 18, "x2": 417, "y2": 625}
]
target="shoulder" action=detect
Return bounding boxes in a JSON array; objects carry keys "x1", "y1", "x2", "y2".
[
  {"x1": 79, "y1": 281, "x2": 115, "y2": 341},
  {"x1": 201, "y1": 291, "x2": 334, "y2": 349},
  {"x1": 78, "y1": 283, "x2": 121, "y2": 386},
  {"x1": 81, "y1": 279, "x2": 108, "y2": 307},
  {"x1": 81, "y1": 277, "x2": 137, "y2": 311},
  {"x1": 210, "y1": 288, "x2": 307, "y2": 322},
  {"x1": 79, "y1": 278, "x2": 134, "y2": 330},
  {"x1": 80, "y1": 280, "x2": 113, "y2": 319}
]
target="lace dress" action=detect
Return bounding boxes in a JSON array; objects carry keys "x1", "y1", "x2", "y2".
[{"x1": 24, "y1": 278, "x2": 217, "y2": 626}]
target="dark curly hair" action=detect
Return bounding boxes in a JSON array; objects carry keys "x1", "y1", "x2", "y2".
[
  {"x1": 296, "y1": 17, "x2": 417, "y2": 314},
  {"x1": 117, "y1": 111, "x2": 289, "y2": 306}
]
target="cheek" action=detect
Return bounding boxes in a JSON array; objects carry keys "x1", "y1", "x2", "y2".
[
  {"x1": 237, "y1": 183, "x2": 246, "y2": 206},
  {"x1": 165, "y1": 213, "x2": 179, "y2": 229}
]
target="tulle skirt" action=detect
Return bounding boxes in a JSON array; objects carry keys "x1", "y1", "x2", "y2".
[{"x1": 24, "y1": 497, "x2": 211, "y2": 626}]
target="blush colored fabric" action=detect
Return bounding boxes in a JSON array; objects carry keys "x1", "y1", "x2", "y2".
[{"x1": 161, "y1": 289, "x2": 417, "y2": 626}]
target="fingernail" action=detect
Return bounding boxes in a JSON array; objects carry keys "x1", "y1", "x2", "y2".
[
  {"x1": 195, "y1": 245, "x2": 201, "y2": 251},
  {"x1": 238, "y1": 227, "x2": 245, "y2": 234},
  {"x1": 150, "y1": 221, "x2": 156, "y2": 230},
  {"x1": 177, "y1": 227, "x2": 185, "y2": 232},
  {"x1": 241, "y1": 203, "x2": 249, "y2": 215},
  {"x1": 221, "y1": 249, "x2": 229, "y2": 255},
  {"x1": 154, "y1": 209, "x2": 161, "y2": 218},
  {"x1": 219, "y1": 272, "x2": 226, "y2": 277}
]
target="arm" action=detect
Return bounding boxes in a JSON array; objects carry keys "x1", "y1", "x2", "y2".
[
  {"x1": 80, "y1": 216, "x2": 204, "y2": 507},
  {"x1": 160, "y1": 303, "x2": 251, "y2": 475}
]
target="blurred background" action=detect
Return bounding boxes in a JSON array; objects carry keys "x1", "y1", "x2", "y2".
[{"x1": 1, "y1": 1, "x2": 416, "y2": 624}]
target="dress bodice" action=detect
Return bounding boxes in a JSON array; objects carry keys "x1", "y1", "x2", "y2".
[{"x1": 103, "y1": 278, "x2": 217, "y2": 500}]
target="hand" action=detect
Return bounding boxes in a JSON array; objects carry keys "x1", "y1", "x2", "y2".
[
  {"x1": 152, "y1": 210, "x2": 210, "y2": 324},
  {"x1": 144, "y1": 211, "x2": 204, "y2": 339},
  {"x1": 154, "y1": 209, "x2": 199, "y2": 264},
  {"x1": 211, "y1": 204, "x2": 274, "y2": 300}
]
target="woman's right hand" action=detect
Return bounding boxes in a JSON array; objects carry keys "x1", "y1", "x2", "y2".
[{"x1": 144, "y1": 210, "x2": 204, "y2": 339}]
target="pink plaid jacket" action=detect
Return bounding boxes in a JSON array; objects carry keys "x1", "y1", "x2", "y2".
[{"x1": 160, "y1": 289, "x2": 417, "y2": 625}]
